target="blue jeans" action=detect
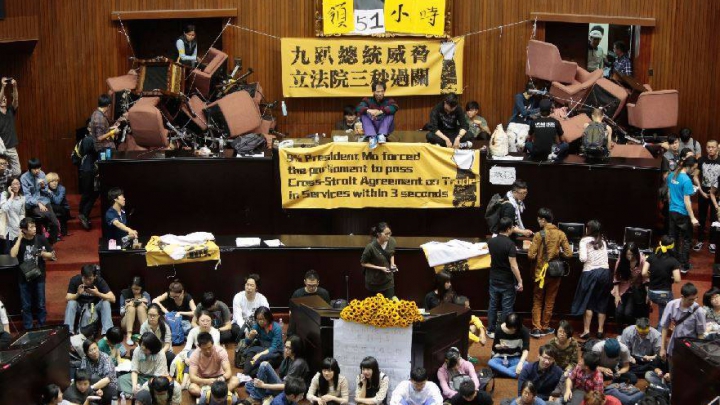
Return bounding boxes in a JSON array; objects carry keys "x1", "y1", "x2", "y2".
[
  {"x1": 488, "y1": 355, "x2": 521, "y2": 378},
  {"x1": 64, "y1": 300, "x2": 113, "y2": 334},
  {"x1": 487, "y1": 280, "x2": 516, "y2": 332},
  {"x1": 19, "y1": 277, "x2": 46, "y2": 330},
  {"x1": 648, "y1": 290, "x2": 673, "y2": 328},
  {"x1": 245, "y1": 361, "x2": 283, "y2": 400}
]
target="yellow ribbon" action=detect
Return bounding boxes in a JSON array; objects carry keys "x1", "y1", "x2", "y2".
[
  {"x1": 535, "y1": 263, "x2": 548, "y2": 289},
  {"x1": 655, "y1": 242, "x2": 675, "y2": 254}
]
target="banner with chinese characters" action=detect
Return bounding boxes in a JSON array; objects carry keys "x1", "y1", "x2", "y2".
[
  {"x1": 278, "y1": 142, "x2": 480, "y2": 209},
  {"x1": 320, "y1": 0, "x2": 449, "y2": 37},
  {"x1": 281, "y1": 36, "x2": 464, "y2": 97}
]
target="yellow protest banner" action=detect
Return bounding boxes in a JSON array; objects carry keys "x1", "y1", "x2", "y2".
[
  {"x1": 279, "y1": 142, "x2": 480, "y2": 209},
  {"x1": 323, "y1": 0, "x2": 354, "y2": 35},
  {"x1": 384, "y1": 0, "x2": 445, "y2": 37},
  {"x1": 281, "y1": 36, "x2": 464, "y2": 97}
]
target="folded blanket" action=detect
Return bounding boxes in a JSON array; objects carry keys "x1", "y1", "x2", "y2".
[{"x1": 421, "y1": 239, "x2": 489, "y2": 267}]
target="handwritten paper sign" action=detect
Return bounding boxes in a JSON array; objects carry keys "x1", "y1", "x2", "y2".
[
  {"x1": 489, "y1": 166, "x2": 516, "y2": 185},
  {"x1": 333, "y1": 319, "x2": 412, "y2": 402}
]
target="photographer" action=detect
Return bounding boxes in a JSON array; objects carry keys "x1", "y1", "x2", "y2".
[
  {"x1": 0, "y1": 77, "x2": 21, "y2": 176},
  {"x1": 20, "y1": 158, "x2": 60, "y2": 244},
  {"x1": 64, "y1": 264, "x2": 116, "y2": 335},
  {"x1": 11, "y1": 217, "x2": 55, "y2": 330},
  {"x1": 104, "y1": 187, "x2": 139, "y2": 245}
]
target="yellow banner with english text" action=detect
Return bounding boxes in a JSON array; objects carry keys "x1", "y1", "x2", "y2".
[
  {"x1": 279, "y1": 142, "x2": 480, "y2": 209},
  {"x1": 281, "y1": 37, "x2": 464, "y2": 97}
]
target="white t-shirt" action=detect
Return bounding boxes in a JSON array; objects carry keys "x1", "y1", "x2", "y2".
[
  {"x1": 232, "y1": 292, "x2": 269, "y2": 327},
  {"x1": 183, "y1": 326, "x2": 221, "y2": 352},
  {"x1": 0, "y1": 300, "x2": 8, "y2": 326}
]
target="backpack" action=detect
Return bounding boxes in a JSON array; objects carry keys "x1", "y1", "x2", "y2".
[
  {"x1": 484, "y1": 193, "x2": 511, "y2": 234},
  {"x1": 476, "y1": 367, "x2": 495, "y2": 393},
  {"x1": 71, "y1": 135, "x2": 94, "y2": 167},
  {"x1": 582, "y1": 122, "x2": 608, "y2": 158},
  {"x1": 231, "y1": 133, "x2": 267, "y2": 155},
  {"x1": 165, "y1": 311, "x2": 186, "y2": 345}
]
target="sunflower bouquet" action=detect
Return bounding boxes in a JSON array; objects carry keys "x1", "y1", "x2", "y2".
[{"x1": 340, "y1": 294, "x2": 424, "y2": 328}]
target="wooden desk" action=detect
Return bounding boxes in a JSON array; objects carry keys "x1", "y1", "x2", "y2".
[{"x1": 329, "y1": 130, "x2": 428, "y2": 143}]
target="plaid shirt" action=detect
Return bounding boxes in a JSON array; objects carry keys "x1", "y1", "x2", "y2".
[
  {"x1": 89, "y1": 109, "x2": 113, "y2": 152},
  {"x1": 613, "y1": 55, "x2": 632, "y2": 76},
  {"x1": 568, "y1": 364, "x2": 604, "y2": 393}
]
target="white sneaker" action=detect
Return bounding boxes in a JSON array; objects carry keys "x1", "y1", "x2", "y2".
[
  {"x1": 462, "y1": 141, "x2": 473, "y2": 149},
  {"x1": 378, "y1": 134, "x2": 387, "y2": 144},
  {"x1": 710, "y1": 244, "x2": 716, "y2": 253},
  {"x1": 126, "y1": 337, "x2": 134, "y2": 346}
]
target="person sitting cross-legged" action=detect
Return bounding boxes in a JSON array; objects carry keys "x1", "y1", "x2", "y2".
[
  {"x1": 64, "y1": 264, "x2": 115, "y2": 335},
  {"x1": 199, "y1": 379, "x2": 241, "y2": 405},
  {"x1": 245, "y1": 335, "x2": 310, "y2": 404},
  {"x1": 448, "y1": 380, "x2": 493, "y2": 405},
  {"x1": 517, "y1": 344, "x2": 563, "y2": 402},
  {"x1": 488, "y1": 312, "x2": 530, "y2": 379},
  {"x1": 617, "y1": 318, "x2": 662, "y2": 379},
  {"x1": 188, "y1": 331, "x2": 240, "y2": 398},
  {"x1": 389, "y1": 367, "x2": 443, "y2": 405}
]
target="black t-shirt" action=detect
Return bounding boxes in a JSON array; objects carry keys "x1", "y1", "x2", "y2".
[
  {"x1": 17, "y1": 235, "x2": 53, "y2": 276},
  {"x1": 698, "y1": 155, "x2": 720, "y2": 189},
  {"x1": 448, "y1": 391, "x2": 493, "y2": 405},
  {"x1": 647, "y1": 254, "x2": 680, "y2": 291},
  {"x1": 488, "y1": 234, "x2": 517, "y2": 284},
  {"x1": 290, "y1": 287, "x2": 331, "y2": 304},
  {"x1": 278, "y1": 356, "x2": 311, "y2": 384},
  {"x1": 0, "y1": 106, "x2": 19, "y2": 150},
  {"x1": 63, "y1": 384, "x2": 91, "y2": 405},
  {"x1": 67, "y1": 274, "x2": 111, "y2": 305},
  {"x1": 498, "y1": 202, "x2": 517, "y2": 226},
  {"x1": 529, "y1": 116, "x2": 563, "y2": 156},
  {"x1": 161, "y1": 293, "x2": 194, "y2": 319}
]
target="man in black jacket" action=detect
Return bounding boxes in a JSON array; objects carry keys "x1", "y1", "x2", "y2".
[{"x1": 426, "y1": 93, "x2": 472, "y2": 149}]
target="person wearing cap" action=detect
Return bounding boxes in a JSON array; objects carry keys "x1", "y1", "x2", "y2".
[
  {"x1": 525, "y1": 99, "x2": 566, "y2": 162},
  {"x1": 587, "y1": 26, "x2": 607, "y2": 73},
  {"x1": 590, "y1": 338, "x2": 634, "y2": 383},
  {"x1": 618, "y1": 318, "x2": 662, "y2": 378},
  {"x1": 437, "y1": 347, "x2": 479, "y2": 399}
]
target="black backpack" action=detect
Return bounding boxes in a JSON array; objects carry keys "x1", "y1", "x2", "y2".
[
  {"x1": 71, "y1": 135, "x2": 94, "y2": 167},
  {"x1": 582, "y1": 122, "x2": 608, "y2": 159},
  {"x1": 484, "y1": 193, "x2": 512, "y2": 234}
]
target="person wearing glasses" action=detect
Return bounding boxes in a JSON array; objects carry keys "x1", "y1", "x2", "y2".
[
  {"x1": 361, "y1": 222, "x2": 397, "y2": 299},
  {"x1": 659, "y1": 282, "x2": 706, "y2": 362},
  {"x1": 288, "y1": 270, "x2": 331, "y2": 337}
]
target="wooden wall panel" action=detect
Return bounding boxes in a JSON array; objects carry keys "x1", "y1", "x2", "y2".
[
  {"x1": 0, "y1": 0, "x2": 38, "y2": 41},
  {"x1": 0, "y1": 0, "x2": 719, "y2": 193}
]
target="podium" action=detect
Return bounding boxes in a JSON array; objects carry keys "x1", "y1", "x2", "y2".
[
  {"x1": 291, "y1": 297, "x2": 470, "y2": 379},
  {"x1": 0, "y1": 325, "x2": 70, "y2": 405}
]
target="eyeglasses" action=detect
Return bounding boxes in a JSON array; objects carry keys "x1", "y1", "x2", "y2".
[
  {"x1": 148, "y1": 313, "x2": 159, "y2": 318},
  {"x1": 0, "y1": 162, "x2": 7, "y2": 167}
]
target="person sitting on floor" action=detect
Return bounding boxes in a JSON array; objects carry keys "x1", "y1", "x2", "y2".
[
  {"x1": 612, "y1": 243, "x2": 648, "y2": 329},
  {"x1": 135, "y1": 375, "x2": 182, "y2": 405},
  {"x1": 703, "y1": 287, "x2": 720, "y2": 340},
  {"x1": 119, "y1": 276, "x2": 150, "y2": 346},
  {"x1": 546, "y1": 321, "x2": 579, "y2": 377},
  {"x1": 97, "y1": 326, "x2": 126, "y2": 366},
  {"x1": 464, "y1": 101, "x2": 491, "y2": 141},
  {"x1": 488, "y1": 312, "x2": 530, "y2": 379},
  {"x1": 307, "y1": 357, "x2": 349, "y2": 405},
  {"x1": 153, "y1": 279, "x2": 197, "y2": 335},
  {"x1": 617, "y1": 318, "x2": 661, "y2": 379},
  {"x1": 232, "y1": 273, "x2": 270, "y2": 341},
  {"x1": 245, "y1": 335, "x2": 311, "y2": 404},
  {"x1": 272, "y1": 376, "x2": 307, "y2": 405},
  {"x1": 525, "y1": 99, "x2": 566, "y2": 162},
  {"x1": 356, "y1": 81, "x2": 398, "y2": 146},
  {"x1": 63, "y1": 370, "x2": 102, "y2": 405},
  {"x1": 200, "y1": 380, "x2": 240, "y2": 405},
  {"x1": 562, "y1": 351, "x2": 603, "y2": 405},
  {"x1": 140, "y1": 303, "x2": 176, "y2": 370},
  {"x1": 336, "y1": 105, "x2": 359, "y2": 132},
  {"x1": 64, "y1": 264, "x2": 115, "y2": 335},
  {"x1": 20, "y1": 158, "x2": 60, "y2": 244},
  {"x1": 243, "y1": 306, "x2": 284, "y2": 377},
  {"x1": 389, "y1": 367, "x2": 443, "y2": 405},
  {"x1": 193, "y1": 291, "x2": 237, "y2": 343},
  {"x1": 188, "y1": 331, "x2": 240, "y2": 398},
  {"x1": 118, "y1": 332, "x2": 169, "y2": 396},
  {"x1": 453, "y1": 296, "x2": 487, "y2": 362},
  {"x1": 580, "y1": 391, "x2": 621, "y2": 405},
  {"x1": 425, "y1": 93, "x2": 472, "y2": 149},
  {"x1": 506, "y1": 381, "x2": 545, "y2": 405},
  {"x1": 591, "y1": 338, "x2": 634, "y2": 383},
  {"x1": 448, "y1": 380, "x2": 493, "y2": 405},
  {"x1": 517, "y1": 345, "x2": 563, "y2": 402},
  {"x1": 437, "y1": 347, "x2": 480, "y2": 399},
  {"x1": 80, "y1": 339, "x2": 118, "y2": 405},
  {"x1": 355, "y1": 356, "x2": 389, "y2": 405},
  {"x1": 424, "y1": 270, "x2": 457, "y2": 312},
  {"x1": 45, "y1": 172, "x2": 70, "y2": 238}
]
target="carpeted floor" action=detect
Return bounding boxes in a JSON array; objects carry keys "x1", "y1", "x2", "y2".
[{"x1": 32, "y1": 195, "x2": 716, "y2": 404}]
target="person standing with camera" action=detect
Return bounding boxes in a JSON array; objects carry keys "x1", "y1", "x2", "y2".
[
  {"x1": 0, "y1": 77, "x2": 21, "y2": 176},
  {"x1": 64, "y1": 264, "x2": 116, "y2": 335},
  {"x1": 360, "y1": 222, "x2": 397, "y2": 299},
  {"x1": 10, "y1": 217, "x2": 55, "y2": 330}
]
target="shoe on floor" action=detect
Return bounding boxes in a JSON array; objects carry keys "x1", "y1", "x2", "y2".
[
  {"x1": 79, "y1": 214, "x2": 91, "y2": 230},
  {"x1": 530, "y1": 328, "x2": 544, "y2": 338},
  {"x1": 579, "y1": 332, "x2": 591, "y2": 340},
  {"x1": 693, "y1": 241, "x2": 704, "y2": 252},
  {"x1": 596, "y1": 332, "x2": 604, "y2": 339},
  {"x1": 711, "y1": 244, "x2": 716, "y2": 253},
  {"x1": 126, "y1": 337, "x2": 134, "y2": 346},
  {"x1": 542, "y1": 327, "x2": 556, "y2": 336},
  {"x1": 486, "y1": 331, "x2": 495, "y2": 339}
]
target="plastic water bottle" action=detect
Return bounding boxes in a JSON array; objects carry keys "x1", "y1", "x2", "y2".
[
  {"x1": 281, "y1": 100, "x2": 288, "y2": 117},
  {"x1": 314, "y1": 133, "x2": 320, "y2": 144},
  {"x1": 111, "y1": 393, "x2": 118, "y2": 405},
  {"x1": 502, "y1": 355, "x2": 509, "y2": 367}
]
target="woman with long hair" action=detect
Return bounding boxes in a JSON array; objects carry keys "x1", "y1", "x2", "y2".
[
  {"x1": 139, "y1": 303, "x2": 175, "y2": 370},
  {"x1": 119, "y1": 276, "x2": 151, "y2": 346},
  {"x1": 642, "y1": 235, "x2": 681, "y2": 327},
  {"x1": 424, "y1": 271, "x2": 457, "y2": 311},
  {"x1": 612, "y1": 242, "x2": 648, "y2": 327},
  {"x1": 355, "y1": 356, "x2": 389, "y2": 405},
  {"x1": 307, "y1": 357, "x2": 349, "y2": 405},
  {"x1": 571, "y1": 220, "x2": 612, "y2": 339},
  {"x1": 0, "y1": 175, "x2": 24, "y2": 254},
  {"x1": 361, "y1": 222, "x2": 397, "y2": 299},
  {"x1": 243, "y1": 306, "x2": 284, "y2": 376}
]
